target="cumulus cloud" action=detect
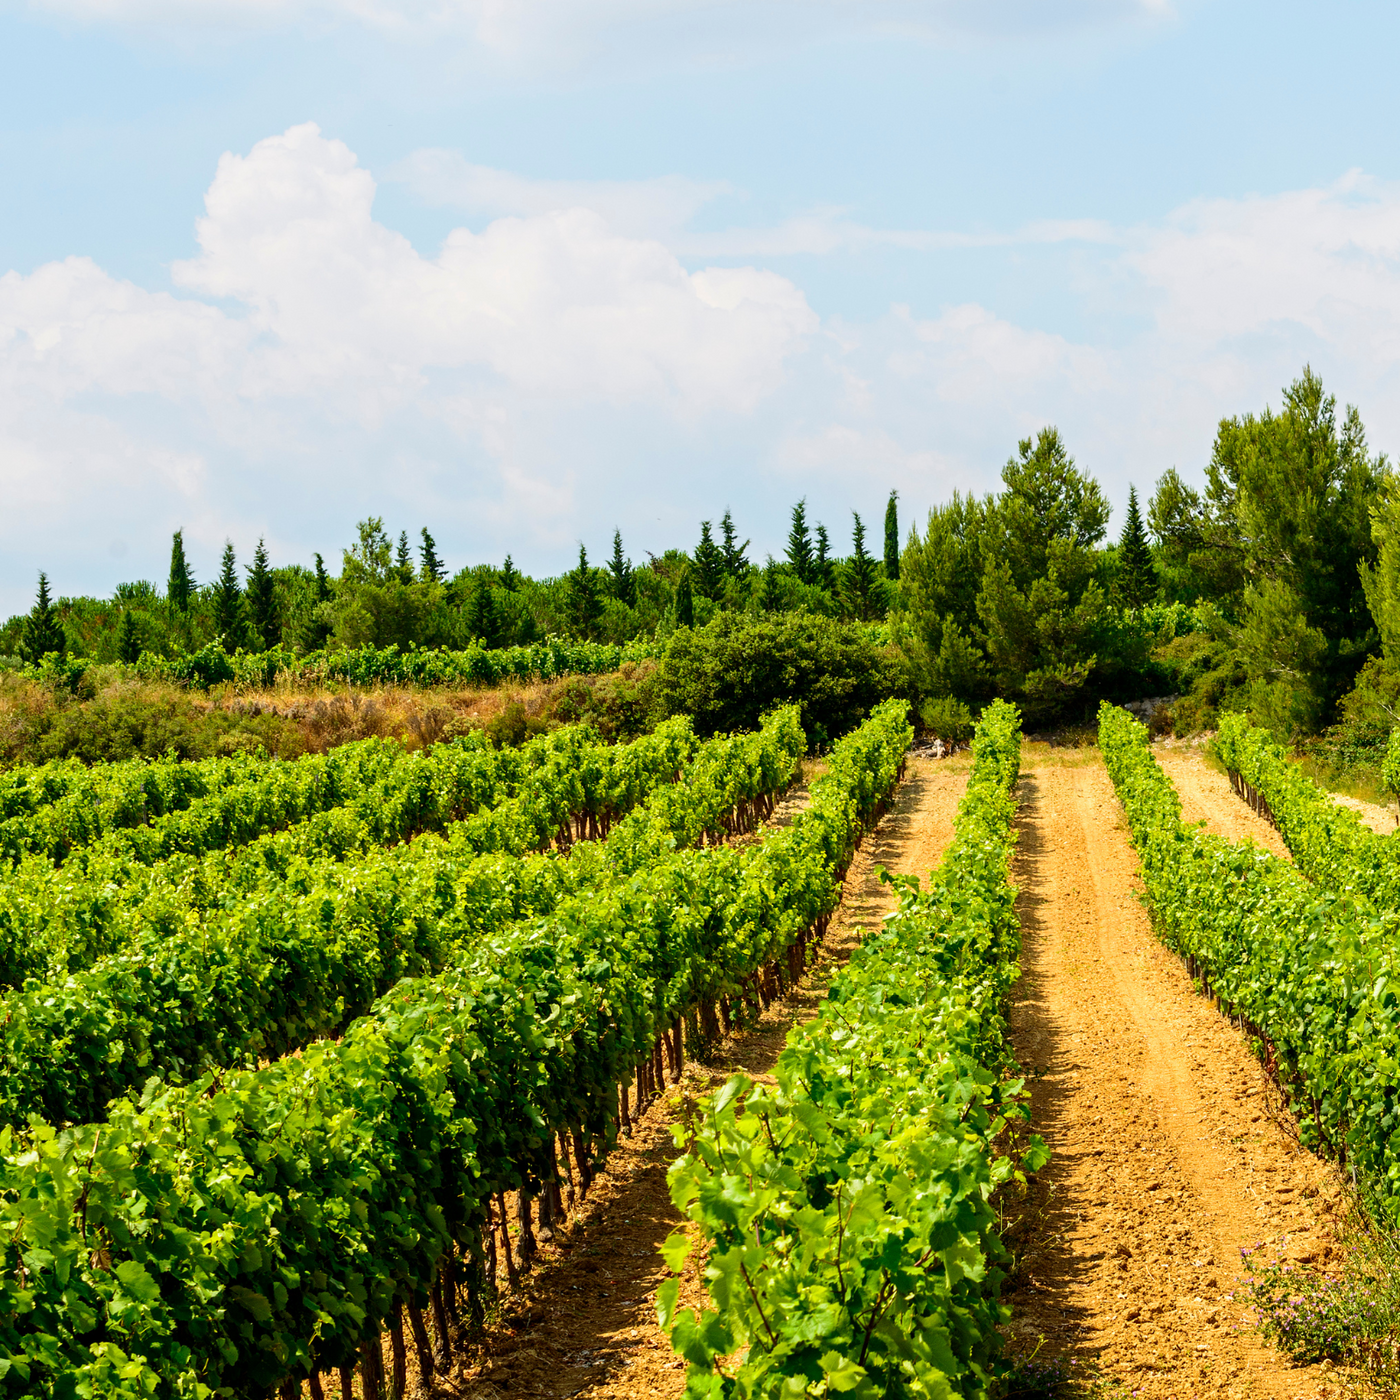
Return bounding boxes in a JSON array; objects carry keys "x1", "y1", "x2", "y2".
[{"x1": 9, "y1": 123, "x2": 1400, "y2": 616}]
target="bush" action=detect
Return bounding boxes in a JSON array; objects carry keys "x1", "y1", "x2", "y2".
[
  {"x1": 21, "y1": 692, "x2": 304, "y2": 763},
  {"x1": 918, "y1": 695, "x2": 973, "y2": 742},
  {"x1": 653, "y1": 611, "x2": 907, "y2": 746}
]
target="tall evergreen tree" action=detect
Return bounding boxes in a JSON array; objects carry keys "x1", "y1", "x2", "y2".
[
  {"x1": 297, "y1": 553, "x2": 335, "y2": 652},
  {"x1": 566, "y1": 545, "x2": 604, "y2": 640},
  {"x1": 212, "y1": 542, "x2": 246, "y2": 653},
  {"x1": 720, "y1": 509, "x2": 750, "y2": 577},
  {"x1": 396, "y1": 531, "x2": 414, "y2": 585},
  {"x1": 786, "y1": 499, "x2": 814, "y2": 584},
  {"x1": 607, "y1": 529, "x2": 636, "y2": 608},
  {"x1": 465, "y1": 579, "x2": 502, "y2": 647},
  {"x1": 20, "y1": 573, "x2": 65, "y2": 663},
  {"x1": 1117, "y1": 485, "x2": 1158, "y2": 608},
  {"x1": 844, "y1": 512, "x2": 882, "y2": 621},
  {"x1": 420, "y1": 529, "x2": 446, "y2": 585},
  {"x1": 245, "y1": 538, "x2": 279, "y2": 650},
  {"x1": 884, "y1": 490, "x2": 900, "y2": 582},
  {"x1": 501, "y1": 555, "x2": 521, "y2": 592},
  {"x1": 814, "y1": 523, "x2": 835, "y2": 591},
  {"x1": 167, "y1": 530, "x2": 194, "y2": 612},
  {"x1": 116, "y1": 607, "x2": 143, "y2": 664},
  {"x1": 693, "y1": 521, "x2": 726, "y2": 602},
  {"x1": 674, "y1": 568, "x2": 695, "y2": 628}
]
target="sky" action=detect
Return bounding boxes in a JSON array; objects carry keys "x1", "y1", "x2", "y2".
[{"x1": 3, "y1": 0, "x2": 1400, "y2": 613}]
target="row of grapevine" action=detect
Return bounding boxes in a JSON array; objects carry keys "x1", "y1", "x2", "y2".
[
  {"x1": 0, "y1": 720, "x2": 695, "y2": 988},
  {"x1": 131, "y1": 636, "x2": 664, "y2": 691},
  {"x1": 1213, "y1": 711, "x2": 1400, "y2": 903},
  {"x1": 0, "y1": 712, "x2": 795, "y2": 1128},
  {"x1": 661, "y1": 698, "x2": 1036, "y2": 1400},
  {"x1": 1099, "y1": 702, "x2": 1400, "y2": 1216},
  {"x1": 0, "y1": 701, "x2": 909, "y2": 1399}
]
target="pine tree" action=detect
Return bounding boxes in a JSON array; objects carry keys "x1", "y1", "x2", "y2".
[
  {"x1": 786, "y1": 499, "x2": 814, "y2": 584},
  {"x1": 466, "y1": 580, "x2": 502, "y2": 648},
  {"x1": 212, "y1": 542, "x2": 246, "y2": 653},
  {"x1": 844, "y1": 512, "x2": 882, "y2": 621},
  {"x1": 693, "y1": 521, "x2": 726, "y2": 602},
  {"x1": 814, "y1": 523, "x2": 834, "y2": 591},
  {"x1": 20, "y1": 573, "x2": 65, "y2": 663},
  {"x1": 501, "y1": 555, "x2": 521, "y2": 591},
  {"x1": 167, "y1": 530, "x2": 194, "y2": 612},
  {"x1": 245, "y1": 538, "x2": 279, "y2": 651},
  {"x1": 298, "y1": 553, "x2": 335, "y2": 652},
  {"x1": 674, "y1": 569, "x2": 695, "y2": 628},
  {"x1": 607, "y1": 529, "x2": 636, "y2": 608},
  {"x1": 420, "y1": 529, "x2": 446, "y2": 585},
  {"x1": 884, "y1": 490, "x2": 900, "y2": 582},
  {"x1": 116, "y1": 607, "x2": 143, "y2": 664},
  {"x1": 1117, "y1": 485, "x2": 1158, "y2": 608},
  {"x1": 720, "y1": 509, "x2": 750, "y2": 577},
  {"x1": 396, "y1": 531, "x2": 414, "y2": 585},
  {"x1": 566, "y1": 545, "x2": 604, "y2": 640}
]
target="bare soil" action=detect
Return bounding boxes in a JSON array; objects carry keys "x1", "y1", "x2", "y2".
[
  {"x1": 1004, "y1": 745, "x2": 1349, "y2": 1398},
  {"x1": 425, "y1": 753, "x2": 972, "y2": 1400}
]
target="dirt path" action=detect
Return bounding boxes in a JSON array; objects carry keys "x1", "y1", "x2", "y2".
[
  {"x1": 1005, "y1": 747, "x2": 1349, "y2": 1399},
  {"x1": 1156, "y1": 743, "x2": 1395, "y2": 842},
  {"x1": 1153, "y1": 747, "x2": 1290, "y2": 856},
  {"x1": 433, "y1": 753, "x2": 970, "y2": 1400}
]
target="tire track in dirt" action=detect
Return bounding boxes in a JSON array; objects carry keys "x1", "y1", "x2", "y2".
[
  {"x1": 1005, "y1": 748, "x2": 1349, "y2": 1399},
  {"x1": 432, "y1": 753, "x2": 971, "y2": 1400}
]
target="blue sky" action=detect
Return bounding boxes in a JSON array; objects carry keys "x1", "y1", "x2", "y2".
[{"x1": 3, "y1": 0, "x2": 1400, "y2": 611}]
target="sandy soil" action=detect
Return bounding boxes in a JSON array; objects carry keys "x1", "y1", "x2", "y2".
[
  {"x1": 1004, "y1": 746, "x2": 1349, "y2": 1398},
  {"x1": 428, "y1": 753, "x2": 972, "y2": 1400},
  {"x1": 1153, "y1": 748, "x2": 1291, "y2": 857},
  {"x1": 1157, "y1": 744, "x2": 1396, "y2": 841}
]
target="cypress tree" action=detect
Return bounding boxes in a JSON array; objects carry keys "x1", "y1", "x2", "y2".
[
  {"x1": 1118, "y1": 485, "x2": 1158, "y2": 608},
  {"x1": 116, "y1": 607, "x2": 143, "y2": 664},
  {"x1": 212, "y1": 542, "x2": 246, "y2": 653},
  {"x1": 566, "y1": 545, "x2": 604, "y2": 640},
  {"x1": 20, "y1": 573, "x2": 65, "y2": 663},
  {"x1": 420, "y1": 529, "x2": 446, "y2": 585},
  {"x1": 396, "y1": 531, "x2": 414, "y2": 585},
  {"x1": 844, "y1": 512, "x2": 882, "y2": 621},
  {"x1": 607, "y1": 529, "x2": 636, "y2": 608},
  {"x1": 814, "y1": 523, "x2": 834, "y2": 591},
  {"x1": 313, "y1": 553, "x2": 333, "y2": 604},
  {"x1": 167, "y1": 530, "x2": 194, "y2": 613},
  {"x1": 693, "y1": 521, "x2": 726, "y2": 602},
  {"x1": 786, "y1": 499, "x2": 814, "y2": 584},
  {"x1": 501, "y1": 555, "x2": 521, "y2": 592},
  {"x1": 674, "y1": 568, "x2": 695, "y2": 628},
  {"x1": 245, "y1": 538, "x2": 279, "y2": 651},
  {"x1": 884, "y1": 490, "x2": 900, "y2": 582},
  {"x1": 720, "y1": 509, "x2": 750, "y2": 577}
]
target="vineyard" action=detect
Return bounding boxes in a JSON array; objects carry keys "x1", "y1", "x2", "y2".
[{"x1": 1, "y1": 686, "x2": 1397, "y2": 1399}]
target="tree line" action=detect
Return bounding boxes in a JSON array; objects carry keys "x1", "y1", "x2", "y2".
[
  {"x1": 3, "y1": 497, "x2": 903, "y2": 666},
  {"x1": 11, "y1": 364, "x2": 1396, "y2": 764}
]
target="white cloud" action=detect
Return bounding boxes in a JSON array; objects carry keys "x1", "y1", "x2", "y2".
[{"x1": 11, "y1": 125, "x2": 1400, "y2": 616}]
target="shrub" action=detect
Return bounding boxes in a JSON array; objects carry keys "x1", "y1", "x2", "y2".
[
  {"x1": 21, "y1": 692, "x2": 304, "y2": 763},
  {"x1": 652, "y1": 611, "x2": 907, "y2": 745}
]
